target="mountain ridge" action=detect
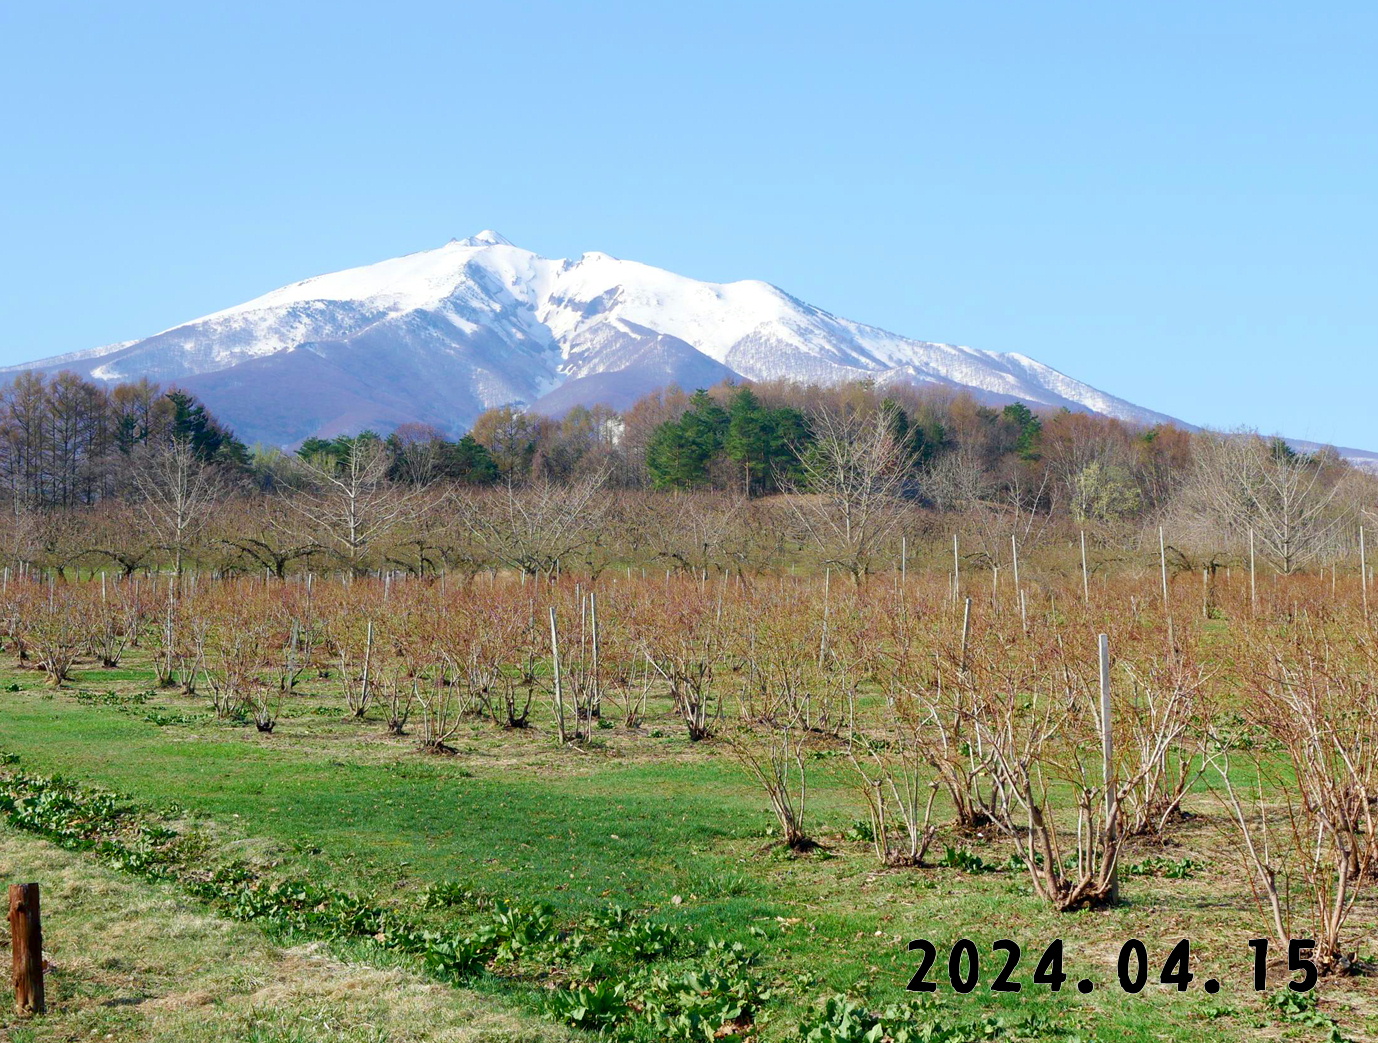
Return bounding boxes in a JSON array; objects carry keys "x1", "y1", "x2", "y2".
[{"x1": 4, "y1": 232, "x2": 1372, "y2": 468}]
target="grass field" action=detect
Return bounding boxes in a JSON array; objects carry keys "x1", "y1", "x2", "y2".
[
  {"x1": 1, "y1": 641, "x2": 1375, "y2": 1043},
  {"x1": 0, "y1": 821, "x2": 570, "y2": 1043}
]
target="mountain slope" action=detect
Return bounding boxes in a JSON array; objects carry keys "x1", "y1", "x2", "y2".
[{"x1": 4, "y1": 231, "x2": 1187, "y2": 447}]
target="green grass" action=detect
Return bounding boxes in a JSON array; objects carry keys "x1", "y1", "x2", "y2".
[
  {"x1": 0, "y1": 822, "x2": 572, "y2": 1042},
  {"x1": 0, "y1": 659, "x2": 1372, "y2": 1041}
]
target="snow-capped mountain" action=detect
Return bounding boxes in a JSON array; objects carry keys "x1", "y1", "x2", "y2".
[{"x1": 6, "y1": 231, "x2": 1187, "y2": 447}]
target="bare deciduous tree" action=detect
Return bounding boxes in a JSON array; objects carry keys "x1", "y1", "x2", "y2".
[
  {"x1": 785, "y1": 410, "x2": 911, "y2": 583},
  {"x1": 131, "y1": 438, "x2": 221, "y2": 582},
  {"x1": 1180, "y1": 433, "x2": 1350, "y2": 574},
  {"x1": 286, "y1": 440, "x2": 417, "y2": 574},
  {"x1": 214, "y1": 495, "x2": 320, "y2": 578},
  {"x1": 454, "y1": 470, "x2": 610, "y2": 580}
]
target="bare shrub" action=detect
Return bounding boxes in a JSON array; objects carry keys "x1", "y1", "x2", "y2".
[
  {"x1": 326, "y1": 612, "x2": 377, "y2": 720},
  {"x1": 24, "y1": 588, "x2": 82, "y2": 686},
  {"x1": 200, "y1": 612, "x2": 269, "y2": 721},
  {"x1": 1118, "y1": 654, "x2": 1212, "y2": 839},
  {"x1": 730, "y1": 706, "x2": 816, "y2": 852},
  {"x1": 1208, "y1": 625, "x2": 1377, "y2": 972},
  {"x1": 846, "y1": 691, "x2": 938, "y2": 866},
  {"x1": 970, "y1": 635, "x2": 1142, "y2": 911},
  {"x1": 414, "y1": 666, "x2": 466, "y2": 752}
]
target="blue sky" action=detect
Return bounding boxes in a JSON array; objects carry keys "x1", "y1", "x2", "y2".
[{"x1": 1, "y1": 1, "x2": 1374, "y2": 448}]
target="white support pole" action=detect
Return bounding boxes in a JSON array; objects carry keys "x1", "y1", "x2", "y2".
[
  {"x1": 1158, "y1": 526, "x2": 1169, "y2": 611},
  {"x1": 362, "y1": 620, "x2": 373, "y2": 706},
  {"x1": 549, "y1": 607, "x2": 566, "y2": 744},
  {"x1": 590, "y1": 592, "x2": 600, "y2": 719},
  {"x1": 952, "y1": 534, "x2": 960, "y2": 603},
  {"x1": 1362, "y1": 526, "x2": 1369, "y2": 622},
  {"x1": 959, "y1": 597, "x2": 972, "y2": 673},
  {"x1": 1080, "y1": 530, "x2": 1090, "y2": 605},
  {"x1": 1249, "y1": 527, "x2": 1257, "y2": 615},
  {"x1": 819, "y1": 569, "x2": 832, "y2": 668},
  {"x1": 1099, "y1": 633, "x2": 1117, "y2": 904}
]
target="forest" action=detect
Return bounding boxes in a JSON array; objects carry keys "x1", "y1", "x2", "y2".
[{"x1": 0, "y1": 369, "x2": 1371, "y2": 584}]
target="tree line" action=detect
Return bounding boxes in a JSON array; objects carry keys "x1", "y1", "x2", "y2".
[{"x1": 0, "y1": 368, "x2": 1371, "y2": 581}]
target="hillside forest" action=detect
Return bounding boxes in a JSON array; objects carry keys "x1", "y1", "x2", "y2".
[{"x1": 0, "y1": 369, "x2": 1371, "y2": 582}]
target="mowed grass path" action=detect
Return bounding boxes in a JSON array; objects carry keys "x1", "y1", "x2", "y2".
[
  {"x1": 0, "y1": 663, "x2": 1369, "y2": 1041},
  {"x1": 0, "y1": 823, "x2": 572, "y2": 1043}
]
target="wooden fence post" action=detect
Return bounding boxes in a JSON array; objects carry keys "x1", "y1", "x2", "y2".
[{"x1": 9, "y1": 882, "x2": 44, "y2": 1016}]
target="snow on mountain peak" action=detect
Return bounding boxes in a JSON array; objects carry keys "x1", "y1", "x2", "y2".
[
  {"x1": 456, "y1": 230, "x2": 513, "y2": 247},
  {"x1": 1, "y1": 232, "x2": 1195, "y2": 448}
]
